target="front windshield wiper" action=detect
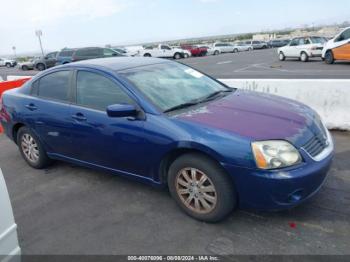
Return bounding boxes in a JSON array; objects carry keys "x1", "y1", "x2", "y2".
[
  {"x1": 164, "y1": 100, "x2": 201, "y2": 113},
  {"x1": 163, "y1": 89, "x2": 234, "y2": 113},
  {"x1": 201, "y1": 89, "x2": 233, "y2": 102}
]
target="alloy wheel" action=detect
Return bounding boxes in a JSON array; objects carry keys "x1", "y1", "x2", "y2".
[
  {"x1": 175, "y1": 167, "x2": 217, "y2": 214},
  {"x1": 21, "y1": 134, "x2": 40, "y2": 163}
]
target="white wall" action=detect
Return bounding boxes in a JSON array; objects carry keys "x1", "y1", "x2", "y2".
[{"x1": 220, "y1": 79, "x2": 350, "y2": 131}]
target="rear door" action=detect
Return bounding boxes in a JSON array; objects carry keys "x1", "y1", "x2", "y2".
[
  {"x1": 332, "y1": 29, "x2": 350, "y2": 60},
  {"x1": 28, "y1": 70, "x2": 74, "y2": 156}
]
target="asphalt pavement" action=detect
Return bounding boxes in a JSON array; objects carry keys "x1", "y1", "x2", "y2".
[
  {"x1": 0, "y1": 131, "x2": 349, "y2": 255},
  {"x1": 1, "y1": 49, "x2": 349, "y2": 81},
  {"x1": 181, "y1": 48, "x2": 350, "y2": 79}
]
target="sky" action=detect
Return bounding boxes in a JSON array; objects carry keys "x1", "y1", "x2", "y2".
[{"x1": 0, "y1": 0, "x2": 349, "y2": 55}]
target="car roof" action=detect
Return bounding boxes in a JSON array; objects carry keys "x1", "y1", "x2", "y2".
[{"x1": 70, "y1": 57, "x2": 169, "y2": 71}]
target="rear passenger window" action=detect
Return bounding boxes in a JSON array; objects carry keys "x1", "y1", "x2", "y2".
[
  {"x1": 76, "y1": 71, "x2": 133, "y2": 111},
  {"x1": 38, "y1": 71, "x2": 70, "y2": 101}
]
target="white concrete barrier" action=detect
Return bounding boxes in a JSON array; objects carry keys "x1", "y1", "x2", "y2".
[
  {"x1": 220, "y1": 79, "x2": 350, "y2": 131},
  {"x1": 6, "y1": 75, "x2": 32, "y2": 81}
]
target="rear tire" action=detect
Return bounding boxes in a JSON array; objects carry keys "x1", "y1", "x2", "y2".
[
  {"x1": 214, "y1": 50, "x2": 220, "y2": 55},
  {"x1": 144, "y1": 53, "x2": 151, "y2": 57},
  {"x1": 5, "y1": 63, "x2": 11, "y2": 68},
  {"x1": 233, "y1": 48, "x2": 238, "y2": 53},
  {"x1": 17, "y1": 126, "x2": 52, "y2": 169},
  {"x1": 300, "y1": 52, "x2": 309, "y2": 62},
  {"x1": 325, "y1": 50, "x2": 334, "y2": 64},
  {"x1": 168, "y1": 153, "x2": 237, "y2": 222},
  {"x1": 279, "y1": 52, "x2": 286, "y2": 61},
  {"x1": 22, "y1": 65, "x2": 28, "y2": 70}
]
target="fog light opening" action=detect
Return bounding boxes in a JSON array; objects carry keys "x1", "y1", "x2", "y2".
[{"x1": 288, "y1": 189, "x2": 304, "y2": 203}]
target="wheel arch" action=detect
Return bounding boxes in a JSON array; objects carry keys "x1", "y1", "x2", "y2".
[
  {"x1": 157, "y1": 145, "x2": 233, "y2": 186},
  {"x1": 12, "y1": 122, "x2": 25, "y2": 143}
]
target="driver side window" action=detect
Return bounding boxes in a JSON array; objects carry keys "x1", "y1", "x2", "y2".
[{"x1": 76, "y1": 71, "x2": 134, "y2": 111}]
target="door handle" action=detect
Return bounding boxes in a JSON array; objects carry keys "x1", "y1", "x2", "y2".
[
  {"x1": 72, "y1": 113, "x2": 87, "y2": 121},
  {"x1": 25, "y1": 103, "x2": 37, "y2": 111}
]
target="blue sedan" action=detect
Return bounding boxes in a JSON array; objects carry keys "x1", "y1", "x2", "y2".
[{"x1": 0, "y1": 57, "x2": 333, "y2": 222}]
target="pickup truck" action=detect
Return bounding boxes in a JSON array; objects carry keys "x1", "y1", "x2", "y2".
[
  {"x1": 0, "y1": 168, "x2": 21, "y2": 261},
  {"x1": 0, "y1": 58, "x2": 17, "y2": 68},
  {"x1": 138, "y1": 44, "x2": 185, "y2": 59},
  {"x1": 180, "y1": 44, "x2": 207, "y2": 56}
]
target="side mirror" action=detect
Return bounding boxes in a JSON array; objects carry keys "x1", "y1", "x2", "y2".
[{"x1": 106, "y1": 104, "x2": 138, "y2": 118}]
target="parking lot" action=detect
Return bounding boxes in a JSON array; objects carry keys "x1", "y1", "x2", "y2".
[
  {"x1": 1, "y1": 48, "x2": 350, "y2": 81},
  {"x1": 0, "y1": 130, "x2": 349, "y2": 255},
  {"x1": 181, "y1": 48, "x2": 350, "y2": 79}
]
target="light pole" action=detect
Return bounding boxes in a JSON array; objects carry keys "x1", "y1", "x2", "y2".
[
  {"x1": 12, "y1": 46, "x2": 16, "y2": 58},
  {"x1": 35, "y1": 30, "x2": 45, "y2": 57}
]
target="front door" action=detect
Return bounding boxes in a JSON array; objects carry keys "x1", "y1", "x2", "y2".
[{"x1": 69, "y1": 70, "x2": 147, "y2": 175}]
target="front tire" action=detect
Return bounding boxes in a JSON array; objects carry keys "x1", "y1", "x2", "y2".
[
  {"x1": 233, "y1": 48, "x2": 238, "y2": 53},
  {"x1": 5, "y1": 63, "x2": 11, "y2": 68},
  {"x1": 17, "y1": 127, "x2": 52, "y2": 169},
  {"x1": 168, "y1": 153, "x2": 237, "y2": 222},
  {"x1": 325, "y1": 50, "x2": 334, "y2": 64},
  {"x1": 22, "y1": 65, "x2": 28, "y2": 70},
  {"x1": 144, "y1": 53, "x2": 151, "y2": 57},
  {"x1": 36, "y1": 63, "x2": 46, "y2": 71},
  {"x1": 300, "y1": 52, "x2": 309, "y2": 62},
  {"x1": 214, "y1": 50, "x2": 220, "y2": 55}
]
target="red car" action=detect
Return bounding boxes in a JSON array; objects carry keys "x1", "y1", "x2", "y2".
[{"x1": 181, "y1": 44, "x2": 207, "y2": 56}]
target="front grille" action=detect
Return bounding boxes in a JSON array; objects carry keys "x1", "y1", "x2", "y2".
[
  {"x1": 302, "y1": 133, "x2": 328, "y2": 157},
  {"x1": 316, "y1": 47, "x2": 323, "y2": 50}
]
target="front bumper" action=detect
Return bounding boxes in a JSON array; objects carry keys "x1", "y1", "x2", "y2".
[{"x1": 223, "y1": 141, "x2": 334, "y2": 211}]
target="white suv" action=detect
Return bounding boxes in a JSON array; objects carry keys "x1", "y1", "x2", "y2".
[
  {"x1": 278, "y1": 36, "x2": 327, "y2": 62},
  {"x1": 212, "y1": 43, "x2": 235, "y2": 55},
  {"x1": 0, "y1": 58, "x2": 17, "y2": 68}
]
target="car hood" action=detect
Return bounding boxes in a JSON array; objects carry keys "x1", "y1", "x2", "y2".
[{"x1": 175, "y1": 90, "x2": 324, "y2": 147}]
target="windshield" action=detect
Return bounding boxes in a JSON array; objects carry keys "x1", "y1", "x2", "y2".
[
  {"x1": 120, "y1": 62, "x2": 229, "y2": 112},
  {"x1": 310, "y1": 37, "x2": 327, "y2": 44}
]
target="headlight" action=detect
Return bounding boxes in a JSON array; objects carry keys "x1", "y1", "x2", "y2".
[{"x1": 251, "y1": 140, "x2": 301, "y2": 169}]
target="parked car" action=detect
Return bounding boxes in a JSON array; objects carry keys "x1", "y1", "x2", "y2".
[
  {"x1": 180, "y1": 44, "x2": 207, "y2": 57},
  {"x1": 138, "y1": 44, "x2": 185, "y2": 59},
  {"x1": 112, "y1": 48, "x2": 128, "y2": 56},
  {"x1": 278, "y1": 36, "x2": 327, "y2": 62},
  {"x1": 34, "y1": 51, "x2": 59, "y2": 71},
  {"x1": 199, "y1": 45, "x2": 216, "y2": 55},
  {"x1": 212, "y1": 42, "x2": 235, "y2": 55},
  {"x1": 123, "y1": 46, "x2": 144, "y2": 57},
  {"x1": 71, "y1": 47, "x2": 124, "y2": 62},
  {"x1": 244, "y1": 40, "x2": 268, "y2": 49},
  {"x1": 0, "y1": 169, "x2": 21, "y2": 260},
  {"x1": 0, "y1": 58, "x2": 17, "y2": 68},
  {"x1": 0, "y1": 57, "x2": 334, "y2": 222},
  {"x1": 268, "y1": 39, "x2": 289, "y2": 48},
  {"x1": 233, "y1": 42, "x2": 253, "y2": 52},
  {"x1": 322, "y1": 27, "x2": 350, "y2": 64},
  {"x1": 17, "y1": 58, "x2": 37, "y2": 70},
  {"x1": 56, "y1": 49, "x2": 77, "y2": 65}
]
